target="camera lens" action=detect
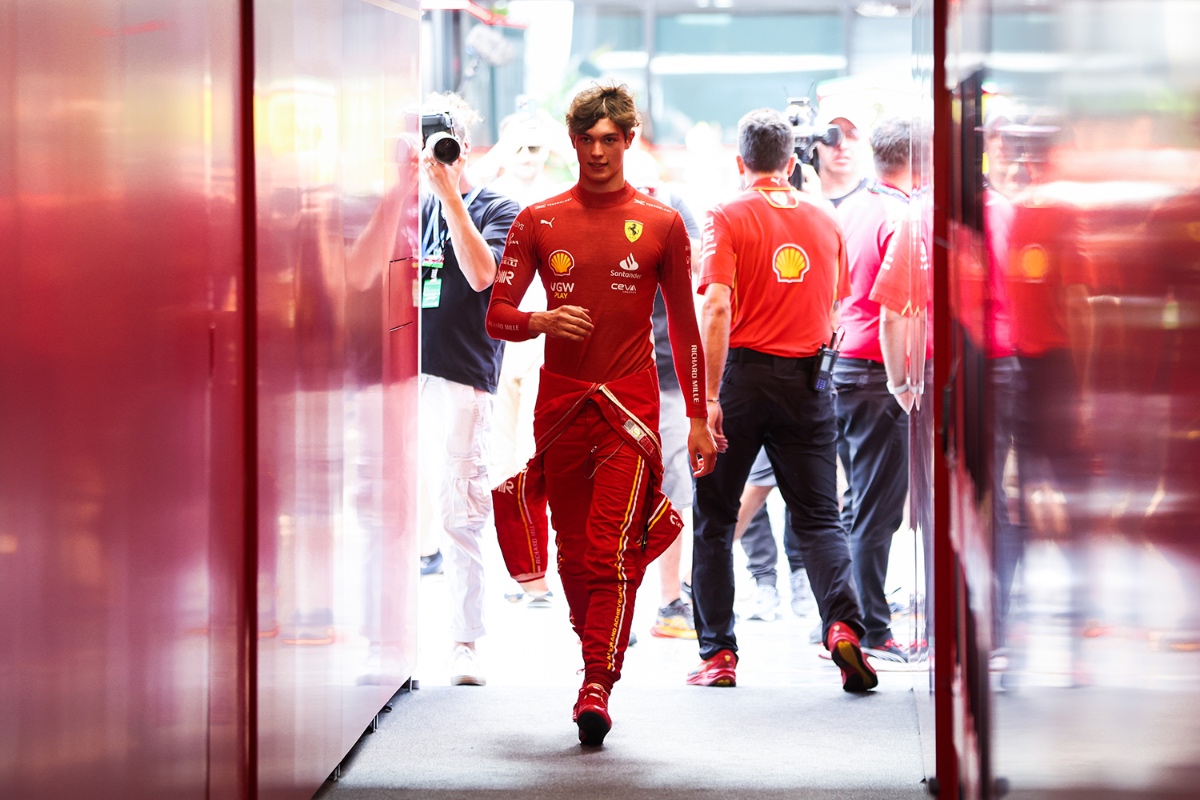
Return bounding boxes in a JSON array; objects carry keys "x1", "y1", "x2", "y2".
[{"x1": 427, "y1": 131, "x2": 461, "y2": 164}]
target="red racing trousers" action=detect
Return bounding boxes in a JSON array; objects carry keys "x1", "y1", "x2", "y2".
[{"x1": 543, "y1": 400, "x2": 652, "y2": 693}]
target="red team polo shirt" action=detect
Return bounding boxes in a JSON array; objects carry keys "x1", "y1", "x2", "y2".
[
  {"x1": 835, "y1": 181, "x2": 910, "y2": 362},
  {"x1": 698, "y1": 176, "x2": 850, "y2": 357},
  {"x1": 486, "y1": 182, "x2": 707, "y2": 419},
  {"x1": 1003, "y1": 186, "x2": 1096, "y2": 357}
]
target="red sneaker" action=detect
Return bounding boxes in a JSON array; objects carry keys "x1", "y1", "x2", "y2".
[
  {"x1": 686, "y1": 648, "x2": 737, "y2": 687},
  {"x1": 574, "y1": 683, "x2": 612, "y2": 746},
  {"x1": 826, "y1": 622, "x2": 878, "y2": 692}
]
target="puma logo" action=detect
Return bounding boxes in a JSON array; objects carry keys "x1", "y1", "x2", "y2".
[{"x1": 540, "y1": 218, "x2": 554, "y2": 228}]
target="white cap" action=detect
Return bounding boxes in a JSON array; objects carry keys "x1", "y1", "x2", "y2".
[{"x1": 815, "y1": 106, "x2": 866, "y2": 132}]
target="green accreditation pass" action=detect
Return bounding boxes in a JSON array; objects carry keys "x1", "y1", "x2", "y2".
[{"x1": 420, "y1": 255, "x2": 444, "y2": 309}]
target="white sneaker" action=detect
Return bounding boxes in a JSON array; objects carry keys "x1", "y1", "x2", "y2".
[
  {"x1": 450, "y1": 645, "x2": 486, "y2": 686},
  {"x1": 504, "y1": 589, "x2": 554, "y2": 608},
  {"x1": 744, "y1": 584, "x2": 781, "y2": 621},
  {"x1": 790, "y1": 569, "x2": 817, "y2": 617}
]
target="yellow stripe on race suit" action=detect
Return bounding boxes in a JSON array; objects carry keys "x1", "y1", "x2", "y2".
[
  {"x1": 516, "y1": 470, "x2": 538, "y2": 570},
  {"x1": 607, "y1": 455, "x2": 646, "y2": 671}
]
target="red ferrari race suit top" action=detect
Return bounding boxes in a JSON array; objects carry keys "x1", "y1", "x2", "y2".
[{"x1": 486, "y1": 181, "x2": 706, "y2": 418}]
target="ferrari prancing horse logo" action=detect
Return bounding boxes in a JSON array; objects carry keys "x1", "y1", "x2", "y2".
[{"x1": 625, "y1": 220, "x2": 644, "y2": 243}]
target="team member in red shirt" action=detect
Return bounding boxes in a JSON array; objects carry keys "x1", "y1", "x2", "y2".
[
  {"x1": 832, "y1": 117, "x2": 914, "y2": 663},
  {"x1": 485, "y1": 83, "x2": 717, "y2": 746},
  {"x1": 690, "y1": 108, "x2": 877, "y2": 693}
]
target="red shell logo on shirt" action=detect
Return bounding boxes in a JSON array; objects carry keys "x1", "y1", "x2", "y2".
[
  {"x1": 548, "y1": 249, "x2": 575, "y2": 276},
  {"x1": 772, "y1": 244, "x2": 810, "y2": 282}
]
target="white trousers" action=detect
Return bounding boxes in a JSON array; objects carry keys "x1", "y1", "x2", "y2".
[
  {"x1": 489, "y1": 337, "x2": 543, "y2": 480},
  {"x1": 419, "y1": 374, "x2": 493, "y2": 642}
]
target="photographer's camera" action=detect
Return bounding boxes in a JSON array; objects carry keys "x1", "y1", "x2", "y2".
[
  {"x1": 784, "y1": 98, "x2": 843, "y2": 189},
  {"x1": 421, "y1": 111, "x2": 462, "y2": 164}
]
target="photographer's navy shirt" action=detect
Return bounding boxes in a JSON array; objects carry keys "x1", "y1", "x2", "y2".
[{"x1": 421, "y1": 187, "x2": 519, "y2": 394}]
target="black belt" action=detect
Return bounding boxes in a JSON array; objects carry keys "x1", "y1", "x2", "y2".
[
  {"x1": 835, "y1": 357, "x2": 885, "y2": 369},
  {"x1": 728, "y1": 347, "x2": 818, "y2": 366}
]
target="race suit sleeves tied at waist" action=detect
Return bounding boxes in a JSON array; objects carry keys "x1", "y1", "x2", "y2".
[{"x1": 491, "y1": 365, "x2": 684, "y2": 581}]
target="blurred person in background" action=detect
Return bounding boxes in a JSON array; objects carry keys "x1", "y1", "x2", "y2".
[
  {"x1": 1001, "y1": 123, "x2": 1098, "y2": 679},
  {"x1": 486, "y1": 83, "x2": 717, "y2": 745},
  {"x1": 815, "y1": 108, "x2": 870, "y2": 207},
  {"x1": 831, "y1": 117, "x2": 915, "y2": 663},
  {"x1": 690, "y1": 107, "x2": 876, "y2": 694},
  {"x1": 476, "y1": 105, "x2": 569, "y2": 208},
  {"x1": 731, "y1": 450, "x2": 814, "y2": 622},
  {"x1": 418, "y1": 92, "x2": 520, "y2": 686},
  {"x1": 979, "y1": 104, "x2": 1023, "y2": 659},
  {"x1": 625, "y1": 147, "x2": 702, "y2": 641}
]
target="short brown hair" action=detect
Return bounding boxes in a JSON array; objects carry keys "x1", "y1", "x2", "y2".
[
  {"x1": 738, "y1": 109, "x2": 793, "y2": 173},
  {"x1": 871, "y1": 117, "x2": 912, "y2": 175},
  {"x1": 566, "y1": 83, "x2": 642, "y2": 137}
]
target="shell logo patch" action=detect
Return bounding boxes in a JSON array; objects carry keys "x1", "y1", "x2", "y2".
[
  {"x1": 1019, "y1": 244, "x2": 1048, "y2": 281},
  {"x1": 773, "y1": 244, "x2": 810, "y2": 282},
  {"x1": 548, "y1": 249, "x2": 575, "y2": 276},
  {"x1": 625, "y1": 220, "x2": 644, "y2": 243}
]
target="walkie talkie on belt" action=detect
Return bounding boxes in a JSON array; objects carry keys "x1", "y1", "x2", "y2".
[{"x1": 810, "y1": 328, "x2": 844, "y2": 392}]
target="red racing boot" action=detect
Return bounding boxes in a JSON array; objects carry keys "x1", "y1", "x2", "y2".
[
  {"x1": 826, "y1": 621, "x2": 879, "y2": 692},
  {"x1": 573, "y1": 682, "x2": 612, "y2": 746},
  {"x1": 685, "y1": 648, "x2": 737, "y2": 687}
]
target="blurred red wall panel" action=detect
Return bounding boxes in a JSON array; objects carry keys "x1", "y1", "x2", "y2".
[
  {"x1": 252, "y1": 1, "x2": 420, "y2": 797},
  {"x1": 0, "y1": 2, "x2": 248, "y2": 797},
  {"x1": 0, "y1": 1, "x2": 420, "y2": 798}
]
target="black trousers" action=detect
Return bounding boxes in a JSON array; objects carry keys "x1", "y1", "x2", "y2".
[
  {"x1": 693, "y1": 349, "x2": 864, "y2": 658},
  {"x1": 833, "y1": 358, "x2": 910, "y2": 647},
  {"x1": 989, "y1": 356, "x2": 1025, "y2": 647},
  {"x1": 741, "y1": 504, "x2": 804, "y2": 586}
]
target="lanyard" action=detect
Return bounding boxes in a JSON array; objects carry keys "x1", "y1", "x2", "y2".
[
  {"x1": 868, "y1": 180, "x2": 910, "y2": 202},
  {"x1": 422, "y1": 186, "x2": 485, "y2": 260}
]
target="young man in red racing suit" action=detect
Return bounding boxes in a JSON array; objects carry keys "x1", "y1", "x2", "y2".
[{"x1": 485, "y1": 83, "x2": 717, "y2": 746}]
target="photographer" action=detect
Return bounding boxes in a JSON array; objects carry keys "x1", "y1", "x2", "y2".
[
  {"x1": 417, "y1": 92, "x2": 519, "y2": 687},
  {"x1": 689, "y1": 108, "x2": 877, "y2": 694},
  {"x1": 814, "y1": 108, "x2": 869, "y2": 206}
]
